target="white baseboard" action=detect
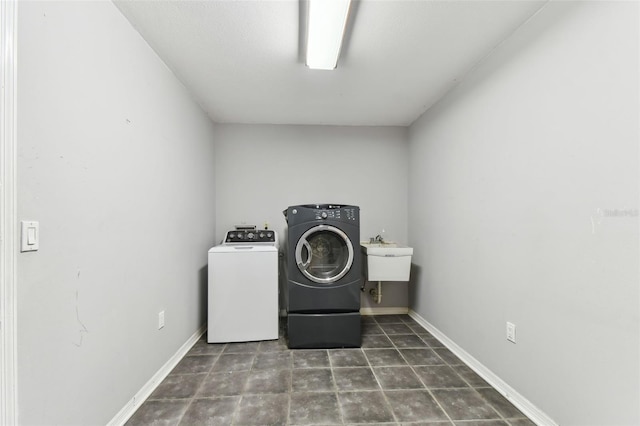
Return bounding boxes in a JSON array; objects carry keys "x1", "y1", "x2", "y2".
[
  {"x1": 107, "y1": 324, "x2": 207, "y2": 426},
  {"x1": 408, "y1": 310, "x2": 557, "y2": 426},
  {"x1": 360, "y1": 307, "x2": 409, "y2": 316}
]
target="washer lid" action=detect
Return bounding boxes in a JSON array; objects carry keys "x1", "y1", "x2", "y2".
[{"x1": 209, "y1": 245, "x2": 278, "y2": 253}]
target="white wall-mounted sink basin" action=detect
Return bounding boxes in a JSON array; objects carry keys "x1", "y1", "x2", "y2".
[{"x1": 361, "y1": 242, "x2": 413, "y2": 281}]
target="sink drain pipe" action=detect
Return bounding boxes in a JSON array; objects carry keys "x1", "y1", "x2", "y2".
[{"x1": 369, "y1": 281, "x2": 383, "y2": 304}]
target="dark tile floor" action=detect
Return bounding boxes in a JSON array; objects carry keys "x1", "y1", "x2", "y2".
[{"x1": 125, "y1": 315, "x2": 535, "y2": 425}]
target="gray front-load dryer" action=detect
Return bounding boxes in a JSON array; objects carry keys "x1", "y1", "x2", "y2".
[{"x1": 283, "y1": 204, "x2": 361, "y2": 348}]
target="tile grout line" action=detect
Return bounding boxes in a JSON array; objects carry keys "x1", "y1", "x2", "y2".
[
  {"x1": 231, "y1": 343, "x2": 256, "y2": 426},
  {"x1": 414, "y1": 320, "x2": 511, "y2": 424},
  {"x1": 380, "y1": 317, "x2": 456, "y2": 426},
  {"x1": 420, "y1": 330, "x2": 515, "y2": 423},
  {"x1": 286, "y1": 348, "x2": 293, "y2": 425},
  {"x1": 326, "y1": 349, "x2": 346, "y2": 425},
  {"x1": 455, "y1": 368, "x2": 507, "y2": 423},
  {"x1": 402, "y1": 356, "x2": 456, "y2": 425},
  {"x1": 362, "y1": 336, "x2": 400, "y2": 425},
  {"x1": 176, "y1": 341, "x2": 227, "y2": 426}
]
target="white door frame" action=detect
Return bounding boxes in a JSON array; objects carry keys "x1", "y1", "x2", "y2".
[{"x1": 1, "y1": 0, "x2": 19, "y2": 424}]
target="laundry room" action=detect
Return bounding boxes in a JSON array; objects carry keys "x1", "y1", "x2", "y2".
[
  {"x1": 4, "y1": 1, "x2": 638, "y2": 426},
  {"x1": 213, "y1": 124, "x2": 412, "y2": 313}
]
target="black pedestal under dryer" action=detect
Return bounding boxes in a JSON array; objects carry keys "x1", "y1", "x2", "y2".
[{"x1": 283, "y1": 204, "x2": 361, "y2": 348}]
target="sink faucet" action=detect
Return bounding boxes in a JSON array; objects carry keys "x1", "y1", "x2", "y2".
[{"x1": 373, "y1": 234, "x2": 384, "y2": 243}]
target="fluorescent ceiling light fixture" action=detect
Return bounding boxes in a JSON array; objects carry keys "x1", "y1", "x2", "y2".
[{"x1": 306, "y1": 0, "x2": 352, "y2": 70}]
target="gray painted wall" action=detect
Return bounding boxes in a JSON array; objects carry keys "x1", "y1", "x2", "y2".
[
  {"x1": 17, "y1": 2, "x2": 217, "y2": 424},
  {"x1": 14, "y1": 1, "x2": 639, "y2": 425},
  {"x1": 213, "y1": 124, "x2": 410, "y2": 310},
  {"x1": 408, "y1": 2, "x2": 639, "y2": 425}
]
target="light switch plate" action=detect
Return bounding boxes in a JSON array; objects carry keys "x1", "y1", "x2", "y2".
[{"x1": 21, "y1": 221, "x2": 39, "y2": 252}]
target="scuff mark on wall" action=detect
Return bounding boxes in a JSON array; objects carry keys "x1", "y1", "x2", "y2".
[{"x1": 73, "y1": 275, "x2": 89, "y2": 347}]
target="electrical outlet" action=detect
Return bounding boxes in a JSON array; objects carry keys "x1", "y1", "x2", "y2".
[
  {"x1": 506, "y1": 322, "x2": 516, "y2": 343},
  {"x1": 158, "y1": 311, "x2": 165, "y2": 330}
]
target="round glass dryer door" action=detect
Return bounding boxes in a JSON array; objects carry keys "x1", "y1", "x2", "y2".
[{"x1": 295, "y1": 225, "x2": 354, "y2": 284}]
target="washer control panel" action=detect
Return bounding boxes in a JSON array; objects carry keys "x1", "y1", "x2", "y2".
[{"x1": 224, "y1": 229, "x2": 276, "y2": 244}]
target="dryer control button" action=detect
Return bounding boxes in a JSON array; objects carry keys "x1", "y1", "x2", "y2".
[{"x1": 321, "y1": 212, "x2": 328, "y2": 219}]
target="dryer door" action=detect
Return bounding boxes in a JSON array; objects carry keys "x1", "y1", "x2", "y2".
[{"x1": 295, "y1": 224, "x2": 354, "y2": 284}]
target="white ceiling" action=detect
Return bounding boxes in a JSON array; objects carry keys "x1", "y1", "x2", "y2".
[{"x1": 114, "y1": 0, "x2": 547, "y2": 127}]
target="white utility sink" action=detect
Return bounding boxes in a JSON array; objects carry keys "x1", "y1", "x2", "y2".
[{"x1": 361, "y1": 242, "x2": 413, "y2": 282}]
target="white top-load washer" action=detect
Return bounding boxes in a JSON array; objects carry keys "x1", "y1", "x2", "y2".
[{"x1": 207, "y1": 226, "x2": 279, "y2": 343}]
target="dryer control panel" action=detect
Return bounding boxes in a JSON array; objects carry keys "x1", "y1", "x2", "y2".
[
  {"x1": 284, "y1": 204, "x2": 359, "y2": 224},
  {"x1": 311, "y1": 205, "x2": 358, "y2": 222}
]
